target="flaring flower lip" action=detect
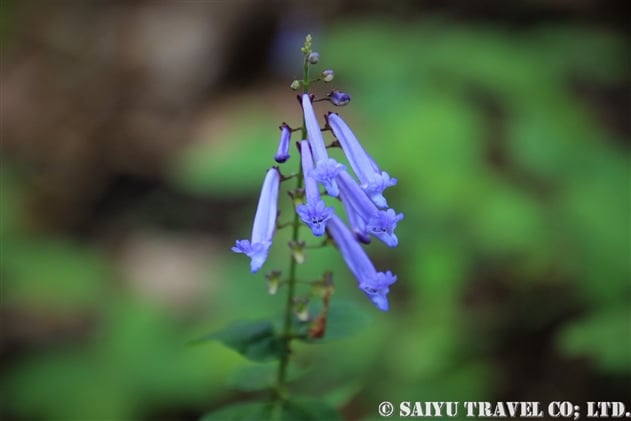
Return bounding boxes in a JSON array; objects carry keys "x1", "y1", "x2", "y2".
[
  {"x1": 366, "y1": 208, "x2": 404, "y2": 248},
  {"x1": 297, "y1": 200, "x2": 333, "y2": 236},
  {"x1": 327, "y1": 113, "x2": 396, "y2": 207},
  {"x1": 274, "y1": 123, "x2": 291, "y2": 163},
  {"x1": 311, "y1": 158, "x2": 344, "y2": 197},
  {"x1": 337, "y1": 170, "x2": 403, "y2": 247},
  {"x1": 297, "y1": 140, "x2": 334, "y2": 236},
  {"x1": 359, "y1": 271, "x2": 397, "y2": 311},
  {"x1": 302, "y1": 94, "x2": 344, "y2": 196},
  {"x1": 231, "y1": 168, "x2": 280, "y2": 273},
  {"x1": 326, "y1": 214, "x2": 396, "y2": 311}
]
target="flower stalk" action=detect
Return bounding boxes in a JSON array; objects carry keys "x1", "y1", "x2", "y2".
[{"x1": 274, "y1": 34, "x2": 313, "y2": 407}]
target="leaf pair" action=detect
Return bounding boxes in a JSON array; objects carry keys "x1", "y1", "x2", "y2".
[{"x1": 190, "y1": 300, "x2": 371, "y2": 362}]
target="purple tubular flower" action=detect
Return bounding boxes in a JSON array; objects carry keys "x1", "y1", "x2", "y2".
[
  {"x1": 302, "y1": 94, "x2": 345, "y2": 196},
  {"x1": 232, "y1": 168, "x2": 280, "y2": 272},
  {"x1": 327, "y1": 214, "x2": 397, "y2": 311},
  {"x1": 274, "y1": 123, "x2": 291, "y2": 163},
  {"x1": 337, "y1": 171, "x2": 403, "y2": 247},
  {"x1": 296, "y1": 140, "x2": 334, "y2": 236},
  {"x1": 327, "y1": 113, "x2": 397, "y2": 208}
]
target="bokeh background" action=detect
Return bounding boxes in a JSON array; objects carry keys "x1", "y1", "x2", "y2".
[{"x1": 1, "y1": 1, "x2": 629, "y2": 420}]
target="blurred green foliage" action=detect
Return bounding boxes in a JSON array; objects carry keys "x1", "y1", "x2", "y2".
[{"x1": 2, "y1": 20, "x2": 629, "y2": 420}]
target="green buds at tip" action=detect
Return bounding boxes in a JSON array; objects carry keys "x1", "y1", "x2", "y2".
[{"x1": 300, "y1": 34, "x2": 312, "y2": 55}]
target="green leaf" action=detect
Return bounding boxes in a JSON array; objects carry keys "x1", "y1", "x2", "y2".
[
  {"x1": 190, "y1": 320, "x2": 284, "y2": 363},
  {"x1": 201, "y1": 401, "x2": 273, "y2": 421},
  {"x1": 226, "y1": 363, "x2": 308, "y2": 392}
]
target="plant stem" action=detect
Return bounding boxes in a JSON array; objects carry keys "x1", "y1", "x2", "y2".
[{"x1": 274, "y1": 51, "x2": 310, "y2": 410}]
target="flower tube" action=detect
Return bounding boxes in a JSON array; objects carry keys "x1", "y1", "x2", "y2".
[
  {"x1": 327, "y1": 113, "x2": 397, "y2": 208},
  {"x1": 302, "y1": 94, "x2": 344, "y2": 196},
  {"x1": 327, "y1": 214, "x2": 397, "y2": 311},
  {"x1": 232, "y1": 168, "x2": 280, "y2": 272},
  {"x1": 340, "y1": 192, "x2": 371, "y2": 244},
  {"x1": 296, "y1": 140, "x2": 334, "y2": 236}
]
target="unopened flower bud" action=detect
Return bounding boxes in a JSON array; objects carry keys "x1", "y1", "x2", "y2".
[
  {"x1": 328, "y1": 89, "x2": 351, "y2": 106},
  {"x1": 308, "y1": 52, "x2": 320, "y2": 64},
  {"x1": 322, "y1": 69, "x2": 334, "y2": 82},
  {"x1": 274, "y1": 123, "x2": 291, "y2": 163},
  {"x1": 290, "y1": 80, "x2": 301, "y2": 90}
]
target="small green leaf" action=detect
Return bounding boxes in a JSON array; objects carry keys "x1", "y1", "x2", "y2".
[
  {"x1": 190, "y1": 320, "x2": 283, "y2": 363},
  {"x1": 201, "y1": 401, "x2": 273, "y2": 421}
]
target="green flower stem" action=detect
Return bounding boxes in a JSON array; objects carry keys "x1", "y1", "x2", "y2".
[{"x1": 274, "y1": 38, "x2": 311, "y2": 413}]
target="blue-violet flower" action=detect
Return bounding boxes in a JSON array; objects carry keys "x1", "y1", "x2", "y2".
[
  {"x1": 326, "y1": 214, "x2": 397, "y2": 311},
  {"x1": 296, "y1": 140, "x2": 334, "y2": 236},
  {"x1": 232, "y1": 168, "x2": 280, "y2": 273},
  {"x1": 302, "y1": 93, "x2": 345, "y2": 196},
  {"x1": 337, "y1": 170, "x2": 403, "y2": 247},
  {"x1": 327, "y1": 113, "x2": 397, "y2": 208}
]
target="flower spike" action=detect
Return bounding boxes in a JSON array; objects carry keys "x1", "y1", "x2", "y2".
[
  {"x1": 337, "y1": 170, "x2": 403, "y2": 248},
  {"x1": 232, "y1": 168, "x2": 280, "y2": 272},
  {"x1": 302, "y1": 94, "x2": 345, "y2": 196},
  {"x1": 326, "y1": 215, "x2": 397, "y2": 311},
  {"x1": 274, "y1": 123, "x2": 291, "y2": 163},
  {"x1": 296, "y1": 140, "x2": 334, "y2": 236},
  {"x1": 327, "y1": 113, "x2": 397, "y2": 208}
]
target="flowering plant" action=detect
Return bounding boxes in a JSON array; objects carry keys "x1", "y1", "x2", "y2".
[{"x1": 196, "y1": 35, "x2": 402, "y2": 420}]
